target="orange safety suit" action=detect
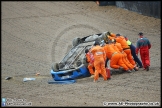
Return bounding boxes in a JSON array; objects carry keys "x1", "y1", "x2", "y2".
[
  {"x1": 103, "y1": 43, "x2": 129, "y2": 71},
  {"x1": 109, "y1": 33, "x2": 116, "y2": 38},
  {"x1": 115, "y1": 42, "x2": 135, "y2": 70},
  {"x1": 115, "y1": 35, "x2": 136, "y2": 66},
  {"x1": 107, "y1": 33, "x2": 116, "y2": 40},
  {"x1": 90, "y1": 45, "x2": 107, "y2": 81},
  {"x1": 85, "y1": 52, "x2": 95, "y2": 75}
]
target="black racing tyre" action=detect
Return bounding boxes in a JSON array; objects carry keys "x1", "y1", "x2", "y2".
[
  {"x1": 59, "y1": 63, "x2": 65, "y2": 69},
  {"x1": 51, "y1": 62, "x2": 59, "y2": 72},
  {"x1": 72, "y1": 37, "x2": 80, "y2": 47}
]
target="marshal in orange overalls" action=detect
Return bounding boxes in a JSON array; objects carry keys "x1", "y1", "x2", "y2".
[
  {"x1": 85, "y1": 50, "x2": 95, "y2": 75},
  {"x1": 90, "y1": 42, "x2": 107, "y2": 82},
  {"x1": 103, "y1": 42, "x2": 129, "y2": 71},
  {"x1": 115, "y1": 35, "x2": 136, "y2": 66},
  {"x1": 114, "y1": 42, "x2": 135, "y2": 70}
]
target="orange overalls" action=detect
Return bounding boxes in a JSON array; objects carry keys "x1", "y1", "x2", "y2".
[
  {"x1": 108, "y1": 33, "x2": 116, "y2": 40},
  {"x1": 115, "y1": 42, "x2": 135, "y2": 70},
  {"x1": 85, "y1": 52, "x2": 95, "y2": 75},
  {"x1": 115, "y1": 36, "x2": 136, "y2": 66},
  {"x1": 109, "y1": 33, "x2": 116, "y2": 37},
  {"x1": 103, "y1": 43, "x2": 129, "y2": 71},
  {"x1": 90, "y1": 45, "x2": 107, "y2": 81}
]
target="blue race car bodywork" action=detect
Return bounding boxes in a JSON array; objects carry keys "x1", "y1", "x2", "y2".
[{"x1": 51, "y1": 64, "x2": 90, "y2": 81}]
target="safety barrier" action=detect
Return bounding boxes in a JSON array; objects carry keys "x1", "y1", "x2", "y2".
[
  {"x1": 116, "y1": 1, "x2": 161, "y2": 19},
  {"x1": 95, "y1": 1, "x2": 161, "y2": 19}
]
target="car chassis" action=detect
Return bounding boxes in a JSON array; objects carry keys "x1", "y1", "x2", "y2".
[{"x1": 50, "y1": 32, "x2": 107, "y2": 81}]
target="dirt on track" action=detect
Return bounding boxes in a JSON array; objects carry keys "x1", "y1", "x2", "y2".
[{"x1": 1, "y1": 1, "x2": 161, "y2": 107}]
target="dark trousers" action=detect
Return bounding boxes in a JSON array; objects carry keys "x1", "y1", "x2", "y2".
[
  {"x1": 105, "y1": 58, "x2": 109, "y2": 68},
  {"x1": 130, "y1": 44, "x2": 143, "y2": 68}
]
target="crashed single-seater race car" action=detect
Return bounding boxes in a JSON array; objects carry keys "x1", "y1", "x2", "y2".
[{"x1": 50, "y1": 32, "x2": 107, "y2": 81}]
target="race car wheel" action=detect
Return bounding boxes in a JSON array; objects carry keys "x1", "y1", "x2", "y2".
[
  {"x1": 51, "y1": 62, "x2": 59, "y2": 72},
  {"x1": 72, "y1": 37, "x2": 80, "y2": 47}
]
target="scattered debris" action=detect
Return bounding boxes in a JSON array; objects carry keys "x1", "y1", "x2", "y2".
[
  {"x1": 23, "y1": 78, "x2": 36, "y2": 82},
  {"x1": 48, "y1": 79, "x2": 76, "y2": 84},
  {"x1": 5, "y1": 77, "x2": 12, "y2": 80},
  {"x1": 35, "y1": 72, "x2": 40, "y2": 76}
]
